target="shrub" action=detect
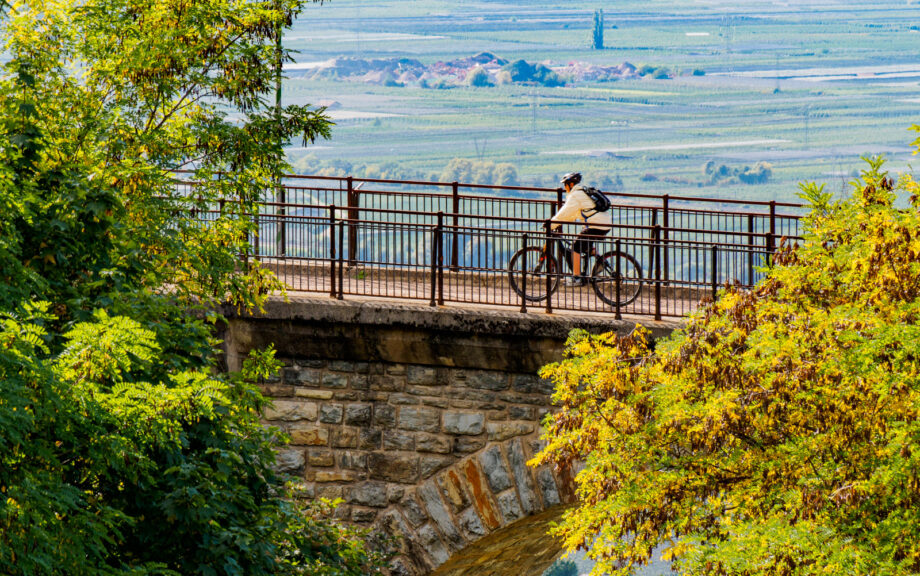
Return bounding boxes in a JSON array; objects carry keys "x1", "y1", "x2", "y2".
[
  {"x1": 441, "y1": 158, "x2": 519, "y2": 185},
  {"x1": 465, "y1": 65, "x2": 493, "y2": 87}
]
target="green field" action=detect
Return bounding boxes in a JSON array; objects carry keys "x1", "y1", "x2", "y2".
[{"x1": 282, "y1": 0, "x2": 920, "y2": 205}]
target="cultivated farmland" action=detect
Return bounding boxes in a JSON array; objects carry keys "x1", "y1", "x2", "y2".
[{"x1": 283, "y1": 0, "x2": 920, "y2": 205}]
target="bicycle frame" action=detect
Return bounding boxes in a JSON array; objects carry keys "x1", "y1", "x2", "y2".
[{"x1": 541, "y1": 236, "x2": 593, "y2": 277}]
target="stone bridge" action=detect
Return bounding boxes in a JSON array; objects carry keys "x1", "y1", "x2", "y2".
[{"x1": 219, "y1": 297, "x2": 680, "y2": 575}]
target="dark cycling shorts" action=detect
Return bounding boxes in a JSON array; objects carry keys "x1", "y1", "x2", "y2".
[{"x1": 573, "y1": 227, "x2": 609, "y2": 254}]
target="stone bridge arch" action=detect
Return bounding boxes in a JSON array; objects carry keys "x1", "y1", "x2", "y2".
[
  {"x1": 220, "y1": 297, "x2": 679, "y2": 574},
  {"x1": 425, "y1": 506, "x2": 568, "y2": 576},
  {"x1": 373, "y1": 436, "x2": 574, "y2": 575}
]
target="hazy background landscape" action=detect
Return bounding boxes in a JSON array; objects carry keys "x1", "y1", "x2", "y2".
[{"x1": 280, "y1": 0, "x2": 919, "y2": 206}]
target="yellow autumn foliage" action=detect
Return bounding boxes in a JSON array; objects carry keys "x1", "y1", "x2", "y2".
[{"x1": 532, "y1": 154, "x2": 920, "y2": 576}]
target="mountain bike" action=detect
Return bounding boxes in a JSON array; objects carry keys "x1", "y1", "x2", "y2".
[{"x1": 507, "y1": 233, "x2": 643, "y2": 306}]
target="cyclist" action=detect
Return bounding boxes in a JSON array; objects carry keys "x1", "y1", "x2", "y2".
[{"x1": 550, "y1": 172, "x2": 612, "y2": 286}]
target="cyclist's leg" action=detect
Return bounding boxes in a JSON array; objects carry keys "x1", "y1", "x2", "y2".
[
  {"x1": 573, "y1": 227, "x2": 609, "y2": 276},
  {"x1": 557, "y1": 238, "x2": 574, "y2": 274}
]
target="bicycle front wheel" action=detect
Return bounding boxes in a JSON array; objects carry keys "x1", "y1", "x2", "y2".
[
  {"x1": 508, "y1": 247, "x2": 560, "y2": 302},
  {"x1": 591, "y1": 251, "x2": 643, "y2": 307}
]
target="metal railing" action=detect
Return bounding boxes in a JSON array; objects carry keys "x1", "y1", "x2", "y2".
[{"x1": 175, "y1": 173, "x2": 804, "y2": 319}]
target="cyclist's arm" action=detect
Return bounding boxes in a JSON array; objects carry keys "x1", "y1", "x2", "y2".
[{"x1": 550, "y1": 191, "x2": 593, "y2": 230}]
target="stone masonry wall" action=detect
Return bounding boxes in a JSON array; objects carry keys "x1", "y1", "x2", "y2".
[
  {"x1": 259, "y1": 357, "x2": 576, "y2": 576},
  {"x1": 223, "y1": 297, "x2": 681, "y2": 575}
]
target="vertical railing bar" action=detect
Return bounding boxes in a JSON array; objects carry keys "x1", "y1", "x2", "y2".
[
  {"x1": 451, "y1": 182, "x2": 460, "y2": 271},
  {"x1": 746, "y1": 214, "x2": 755, "y2": 286},
  {"x1": 520, "y1": 232, "x2": 528, "y2": 313},
  {"x1": 615, "y1": 238, "x2": 622, "y2": 321},
  {"x1": 437, "y1": 211, "x2": 444, "y2": 306},
  {"x1": 337, "y1": 220, "x2": 344, "y2": 300},
  {"x1": 649, "y1": 207, "x2": 658, "y2": 279},
  {"x1": 711, "y1": 244, "x2": 718, "y2": 302},
  {"x1": 768, "y1": 200, "x2": 776, "y2": 256},
  {"x1": 253, "y1": 201, "x2": 261, "y2": 259},
  {"x1": 654, "y1": 225, "x2": 662, "y2": 321},
  {"x1": 429, "y1": 223, "x2": 437, "y2": 307},
  {"x1": 662, "y1": 195, "x2": 669, "y2": 286},
  {"x1": 544, "y1": 221, "x2": 553, "y2": 314},
  {"x1": 347, "y1": 176, "x2": 358, "y2": 267},
  {"x1": 329, "y1": 204, "x2": 336, "y2": 298},
  {"x1": 243, "y1": 203, "x2": 251, "y2": 271},
  {"x1": 278, "y1": 182, "x2": 286, "y2": 258}
]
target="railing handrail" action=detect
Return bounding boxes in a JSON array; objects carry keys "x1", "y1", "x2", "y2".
[
  {"x1": 176, "y1": 190, "x2": 803, "y2": 223},
  {"x1": 189, "y1": 203, "x2": 802, "y2": 242},
  {"x1": 178, "y1": 192, "x2": 802, "y2": 221},
  {"x1": 171, "y1": 169, "x2": 805, "y2": 211}
]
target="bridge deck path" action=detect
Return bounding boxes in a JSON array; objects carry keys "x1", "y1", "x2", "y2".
[{"x1": 263, "y1": 260, "x2": 708, "y2": 320}]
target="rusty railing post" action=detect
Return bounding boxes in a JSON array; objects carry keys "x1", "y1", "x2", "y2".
[
  {"x1": 654, "y1": 225, "x2": 662, "y2": 321},
  {"x1": 243, "y1": 203, "x2": 250, "y2": 271},
  {"x1": 766, "y1": 231, "x2": 775, "y2": 268},
  {"x1": 520, "y1": 233, "x2": 528, "y2": 313},
  {"x1": 451, "y1": 181, "x2": 460, "y2": 271},
  {"x1": 615, "y1": 239, "x2": 622, "y2": 320},
  {"x1": 329, "y1": 204, "x2": 336, "y2": 298},
  {"x1": 662, "y1": 195, "x2": 669, "y2": 285},
  {"x1": 649, "y1": 207, "x2": 658, "y2": 280},
  {"x1": 747, "y1": 214, "x2": 755, "y2": 286},
  {"x1": 436, "y1": 211, "x2": 444, "y2": 306},
  {"x1": 711, "y1": 244, "x2": 719, "y2": 302},
  {"x1": 337, "y1": 220, "x2": 345, "y2": 300},
  {"x1": 429, "y1": 223, "x2": 438, "y2": 307},
  {"x1": 544, "y1": 220, "x2": 553, "y2": 314},
  {"x1": 253, "y1": 205, "x2": 260, "y2": 260},
  {"x1": 768, "y1": 200, "x2": 776, "y2": 255},
  {"x1": 347, "y1": 176, "x2": 358, "y2": 266},
  {"x1": 278, "y1": 184, "x2": 286, "y2": 257}
]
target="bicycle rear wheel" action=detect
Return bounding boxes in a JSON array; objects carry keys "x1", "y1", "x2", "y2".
[
  {"x1": 591, "y1": 251, "x2": 643, "y2": 307},
  {"x1": 508, "y1": 247, "x2": 560, "y2": 302}
]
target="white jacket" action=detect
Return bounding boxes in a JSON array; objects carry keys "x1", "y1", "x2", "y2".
[{"x1": 550, "y1": 184, "x2": 612, "y2": 230}]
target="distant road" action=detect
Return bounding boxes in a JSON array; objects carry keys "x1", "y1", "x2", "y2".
[{"x1": 545, "y1": 139, "x2": 790, "y2": 156}]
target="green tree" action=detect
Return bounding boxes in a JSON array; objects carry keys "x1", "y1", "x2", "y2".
[
  {"x1": 1, "y1": 0, "x2": 333, "y2": 319},
  {"x1": 441, "y1": 158, "x2": 475, "y2": 182},
  {"x1": 503, "y1": 59, "x2": 535, "y2": 82},
  {"x1": 0, "y1": 306, "x2": 382, "y2": 575},
  {"x1": 441, "y1": 158, "x2": 519, "y2": 186},
  {"x1": 532, "y1": 154, "x2": 920, "y2": 576},
  {"x1": 493, "y1": 162, "x2": 520, "y2": 186},
  {"x1": 0, "y1": 1, "x2": 382, "y2": 574},
  {"x1": 465, "y1": 65, "x2": 493, "y2": 87},
  {"x1": 592, "y1": 9, "x2": 604, "y2": 50}
]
